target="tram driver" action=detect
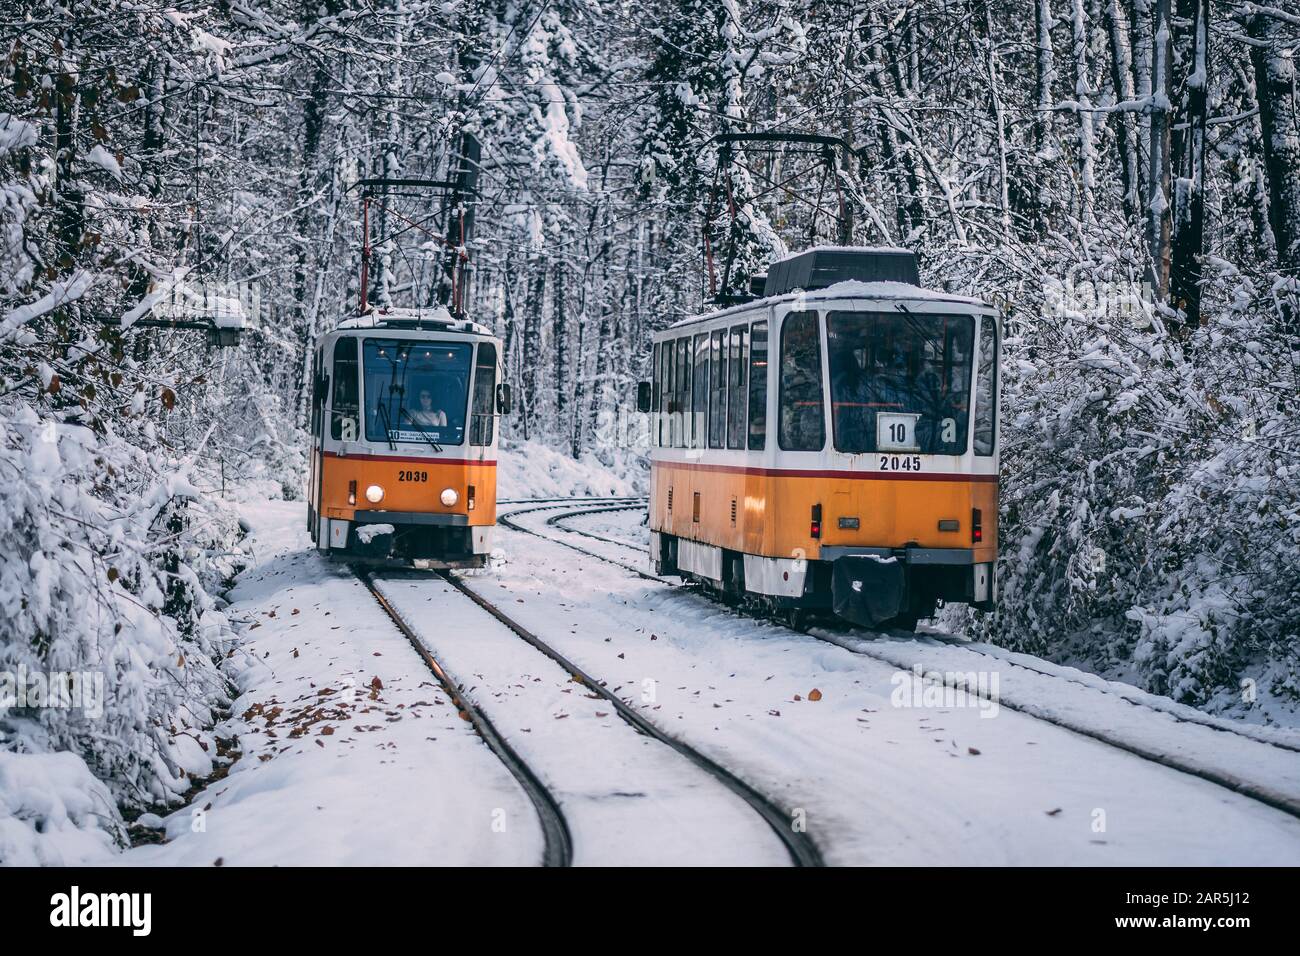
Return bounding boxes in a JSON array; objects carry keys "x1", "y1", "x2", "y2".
[{"x1": 409, "y1": 386, "x2": 448, "y2": 428}]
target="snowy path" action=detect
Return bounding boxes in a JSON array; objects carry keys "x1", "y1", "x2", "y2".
[
  {"x1": 124, "y1": 501, "x2": 543, "y2": 867},
  {"x1": 370, "y1": 573, "x2": 791, "y2": 866},
  {"x1": 514, "y1": 501, "x2": 1300, "y2": 809},
  {"x1": 121, "y1": 497, "x2": 1300, "y2": 866},
  {"x1": 469, "y1": 500, "x2": 1300, "y2": 865}
]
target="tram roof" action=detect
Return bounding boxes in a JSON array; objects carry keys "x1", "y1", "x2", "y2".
[
  {"x1": 668, "y1": 279, "x2": 993, "y2": 331},
  {"x1": 330, "y1": 306, "x2": 493, "y2": 337}
]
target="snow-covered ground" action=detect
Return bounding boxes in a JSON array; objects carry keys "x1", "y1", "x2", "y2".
[
  {"x1": 124, "y1": 501, "x2": 541, "y2": 866},
  {"x1": 372, "y1": 574, "x2": 787, "y2": 865},
  {"x1": 474, "y1": 501, "x2": 1300, "y2": 864},
  {"x1": 496, "y1": 439, "x2": 646, "y2": 500},
  {"x1": 554, "y1": 504, "x2": 1300, "y2": 738},
  {"x1": 30, "y1": 489, "x2": 1296, "y2": 867}
]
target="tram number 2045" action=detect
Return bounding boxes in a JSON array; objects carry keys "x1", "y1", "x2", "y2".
[
  {"x1": 880, "y1": 455, "x2": 922, "y2": 472},
  {"x1": 398, "y1": 470, "x2": 429, "y2": 482}
]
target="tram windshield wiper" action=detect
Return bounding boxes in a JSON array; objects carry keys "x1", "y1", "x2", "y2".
[{"x1": 376, "y1": 402, "x2": 397, "y2": 451}]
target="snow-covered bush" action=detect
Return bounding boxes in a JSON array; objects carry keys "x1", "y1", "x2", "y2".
[
  {"x1": 947, "y1": 243, "x2": 1300, "y2": 716},
  {"x1": 0, "y1": 404, "x2": 240, "y2": 817}
]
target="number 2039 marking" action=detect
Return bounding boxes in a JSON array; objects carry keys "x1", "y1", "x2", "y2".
[
  {"x1": 398, "y1": 470, "x2": 428, "y2": 482},
  {"x1": 880, "y1": 455, "x2": 922, "y2": 472}
]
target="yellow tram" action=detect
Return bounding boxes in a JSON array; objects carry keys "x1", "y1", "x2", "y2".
[
  {"x1": 307, "y1": 306, "x2": 509, "y2": 567},
  {"x1": 642, "y1": 247, "x2": 1000, "y2": 630}
]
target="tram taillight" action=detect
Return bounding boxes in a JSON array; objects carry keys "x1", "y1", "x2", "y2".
[
  {"x1": 810, "y1": 503, "x2": 822, "y2": 539},
  {"x1": 972, "y1": 508, "x2": 983, "y2": 543}
]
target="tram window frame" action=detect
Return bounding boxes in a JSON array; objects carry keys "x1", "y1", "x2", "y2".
[
  {"x1": 692, "y1": 333, "x2": 708, "y2": 449},
  {"x1": 676, "y1": 338, "x2": 691, "y2": 449},
  {"x1": 650, "y1": 343, "x2": 660, "y2": 448},
  {"x1": 310, "y1": 347, "x2": 323, "y2": 436},
  {"x1": 748, "y1": 320, "x2": 768, "y2": 450},
  {"x1": 973, "y1": 315, "x2": 998, "y2": 456},
  {"x1": 726, "y1": 325, "x2": 747, "y2": 449},
  {"x1": 654, "y1": 342, "x2": 665, "y2": 448},
  {"x1": 778, "y1": 311, "x2": 826, "y2": 452},
  {"x1": 470, "y1": 342, "x2": 498, "y2": 446},
  {"x1": 709, "y1": 328, "x2": 727, "y2": 449},
  {"x1": 826, "y1": 310, "x2": 974, "y2": 456},
  {"x1": 665, "y1": 338, "x2": 676, "y2": 449},
  {"x1": 330, "y1": 336, "x2": 360, "y2": 441}
]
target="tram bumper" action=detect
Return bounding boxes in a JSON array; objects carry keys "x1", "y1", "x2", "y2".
[
  {"x1": 828, "y1": 547, "x2": 996, "y2": 625},
  {"x1": 831, "y1": 555, "x2": 907, "y2": 627},
  {"x1": 329, "y1": 511, "x2": 489, "y2": 567}
]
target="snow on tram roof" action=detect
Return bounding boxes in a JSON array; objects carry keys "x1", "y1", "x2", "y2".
[
  {"x1": 333, "y1": 306, "x2": 493, "y2": 336},
  {"x1": 669, "y1": 279, "x2": 990, "y2": 329}
]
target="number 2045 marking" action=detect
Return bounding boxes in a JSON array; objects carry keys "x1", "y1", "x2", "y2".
[{"x1": 880, "y1": 455, "x2": 922, "y2": 472}]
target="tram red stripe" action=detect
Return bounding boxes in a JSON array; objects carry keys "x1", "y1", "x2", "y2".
[
  {"x1": 323, "y1": 451, "x2": 497, "y2": 466},
  {"x1": 652, "y1": 459, "x2": 997, "y2": 482}
]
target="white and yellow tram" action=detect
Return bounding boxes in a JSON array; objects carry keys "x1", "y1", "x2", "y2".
[
  {"x1": 307, "y1": 307, "x2": 510, "y2": 567},
  {"x1": 642, "y1": 247, "x2": 1000, "y2": 630}
]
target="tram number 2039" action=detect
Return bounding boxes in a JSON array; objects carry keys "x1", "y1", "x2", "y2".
[
  {"x1": 398, "y1": 470, "x2": 429, "y2": 482},
  {"x1": 880, "y1": 455, "x2": 923, "y2": 472}
]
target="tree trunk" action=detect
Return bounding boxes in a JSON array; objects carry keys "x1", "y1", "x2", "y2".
[
  {"x1": 1146, "y1": 0, "x2": 1173, "y2": 301},
  {"x1": 520, "y1": 264, "x2": 545, "y2": 441},
  {"x1": 1247, "y1": 12, "x2": 1300, "y2": 287},
  {"x1": 1069, "y1": 0, "x2": 1096, "y2": 220},
  {"x1": 982, "y1": 0, "x2": 1013, "y2": 241},
  {"x1": 1169, "y1": 0, "x2": 1210, "y2": 329},
  {"x1": 552, "y1": 259, "x2": 568, "y2": 437},
  {"x1": 1104, "y1": 0, "x2": 1141, "y2": 221}
]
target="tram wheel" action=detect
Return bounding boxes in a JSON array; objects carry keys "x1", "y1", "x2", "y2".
[
  {"x1": 890, "y1": 612, "x2": 920, "y2": 633},
  {"x1": 785, "y1": 607, "x2": 811, "y2": 632}
]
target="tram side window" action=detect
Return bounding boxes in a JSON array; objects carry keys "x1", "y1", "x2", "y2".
[
  {"x1": 676, "y1": 338, "x2": 691, "y2": 449},
  {"x1": 973, "y1": 317, "x2": 998, "y2": 456},
  {"x1": 779, "y1": 311, "x2": 825, "y2": 451},
  {"x1": 667, "y1": 339, "x2": 678, "y2": 448},
  {"x1": 470, "y1": 342, "x2": 497, "y2": 446},
  {"x1": 670, "y1": 340, "x2": 680, "y2": 448},
  {"x1": 310, "y1": 347, "x2": 323, "y2": 436},
  {"x1": 748, "y1": 321, "x2": 768, "y2": 450},
  {"x1": 709, "y1": 329, "x2": 727, "y2": 449},
  {"x1": 692, "y1": 333, "x2": 708, "y2": 449},
  {"x1": 726, "y1": 325, "x2": 747, "y2": 449},
  {"x1": 652, "y1": 342, "x2": 662, "y2": 448},
  {"x1": 330, "y1": 337, "x2": 360, "y2": 441}
]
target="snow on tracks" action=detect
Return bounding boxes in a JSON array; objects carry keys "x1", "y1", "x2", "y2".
[{"x1": 369, "y1": 571, "x2": 799, "y2": 866}]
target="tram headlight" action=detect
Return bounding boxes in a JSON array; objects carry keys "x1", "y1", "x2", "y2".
[
  {"x1": 440, "y1": 487, "x2": 459, "y2": 507},
  {"x1": 365, "y1": 484, "x2": 385, "y2": 504}
]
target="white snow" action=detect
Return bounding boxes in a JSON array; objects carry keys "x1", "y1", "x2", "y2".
[
  {"x1": 0, "y1": 751, "x2": 122, "y2": 865},
  {"x1": 373, "y1": 575, "x2": 788, "y2": 865},
  {"x1": 0, "y1": 114, "x2": 36, "y2": 157},
  {"x1": 84, "y1": 145, "x2": 122, "y2": 179},
  {"x1": 489, "y1": 501, "x2": 1300, "y2": 864},
  {"x1": 0, "y1": 270, "x2": 94, "y2": 341},
  {"x1": 496, "y1": 439, "x2": 646, "y2": 499},
  {"x1": 355, "y1": 523, "x2": 394, "y2": 543},
  {"x1": 123, "y1": 500, "x2": 542, "y2": 866}
]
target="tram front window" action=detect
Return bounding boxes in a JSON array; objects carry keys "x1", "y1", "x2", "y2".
[
  {"x1": 827, "y1": 311, "x2": 974, "y2": 455},
  {"x1": 363, "y1": 338, "x2": 472, "y2": 445}
]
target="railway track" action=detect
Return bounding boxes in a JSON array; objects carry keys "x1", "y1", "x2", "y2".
[
  {"x1": 498, "y1": 498, "x2": 1300, "y2": 821},
  {"x1": 359, "y1": 551, "x2": 821, "y2": 867},
  {"x1": 433, "y1": 568, "x2": 824, "y2": 867},
  {"x1": 354, "y1": 566, "x2": 573, "y2": 867}
]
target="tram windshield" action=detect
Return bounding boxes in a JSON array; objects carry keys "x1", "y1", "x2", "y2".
[
  {"x1": 826, "y1": 310, "x2": 974, "y2": 455},
  {"x1": 362, "y1": 338, "x2": 472, "y2": 446}
]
